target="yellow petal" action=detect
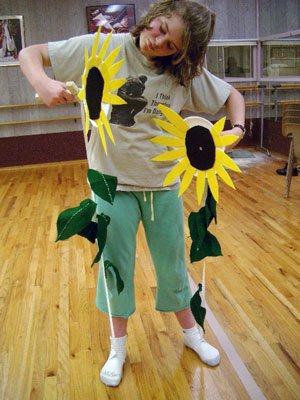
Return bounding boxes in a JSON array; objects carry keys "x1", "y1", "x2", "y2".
[
  {"x1": 207, "y1": 169, "x2": 219, "y2": 203},
  {"x1": 158, "y1": 104, "x2": 190, "y2": 132},
  {"x1": 215, "y1": 134, "x2": 239, "y2": 147},
  {"x1": 152, "y1": 118, "x2": 186, "y2": 138},
  {"x1": 96, "y1": 119, "x2": 107, "y2": 155},
  {"x1": 77, "y1": 87, "x2": 85, "y2": 101},
  {"x1": 150, "y1": 136, "x2": 185, "y2": 147},
  {"x1": 105, "y1": 78, "x2": 127, "y2": 93},
  {"x1": 196, "y1": 170, "x2": 206, "y2": 205},
  {"x1": 214, "y1": 162, "x2": 235, "y2": 189},
  {"x1": 84, "y1": 103, "x2": 90, "y2": 135},
  {"x1": 216, "y1": 149, "x2": 242, "y2": 172},
  {"x1": 100, "y1": 109, "x2": 115, "y2": 144},
  {"x1": 108, "y1": 59, "x2": 124, "y2": 79},
  {"x1": 211, "y1": 117, "x2": 226, "y2": 138},
  {"x1": 164, "y1": 157, "x2": 190, "y2": 186},
  {"x1": 91, "y1": 28, "x2": 100, "y2": 60},
  {"x1": 99, "y1": 62, "x2": 110, "y2": 81},
  {"x1": 102, "y1": 93, "x2": 127, "y2": 105},
  {"x1": 178, "y1": 164, "x2": 196, "y2": 196},
  {"x1": 151, "y1": 147, "x2": 186, "y2": 161},
  {"x1": 96, "y1": 30, "x2": 112, "y2": 64},
  {"x1": 102, "y1": 45, "x2": 121, "y2": 68}
]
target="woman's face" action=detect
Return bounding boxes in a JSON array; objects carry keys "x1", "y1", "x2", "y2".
[{"x1": 139, "y1": 14, "x2": 184, "y2": 59}]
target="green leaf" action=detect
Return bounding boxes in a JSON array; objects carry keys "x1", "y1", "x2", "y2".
[
  {"x1": 104, "y1": 260, "x2": 124, "y2": 295},
  {"x1": 78, "y1": 221, "x2": 98, "y2": 243},
  {"x1": 190, "y1": 284, "x2": 206, "y2": 332},
  {"x1": 87, "y1": 169, "x2": 117, "y2": 205},
  {"x1": 56, "y1": 199, "x2": 97, "y2": 241},
  {"x1": 90, "y1": 250, "x2": 101, "y2": 268},
  {"x1": 90, "y1": 213, "x2": 111, "y2": 268},
  {"x1": 96, "y1": 213, "x2": 110, "y2": 255},
  {"x1": 188, "y1": 208, "x2": 207, "y2": 244},
  {"x1": 190, "y1": 231, "x2": 222, "y2": 262},
  {"x1": 205, "y1": 186, "x2": 217, "y2": 224}
]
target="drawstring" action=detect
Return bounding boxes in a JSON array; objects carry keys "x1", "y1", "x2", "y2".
[
  {"x1": 142, "y1": 191, "x2": 155, "y2": 221},
  {"x1": 150, "y1": 191, "x2": 154, "y2": 221}
]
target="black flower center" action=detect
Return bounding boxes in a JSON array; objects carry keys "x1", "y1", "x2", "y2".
[
  {"x1": 86, "y1": 67, "x2": 104, "y2": 120},
  {"x1": 185, "y1": 126, "x2": 216, "y2": 170}
]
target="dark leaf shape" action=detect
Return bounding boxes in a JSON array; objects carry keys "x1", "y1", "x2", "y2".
[
  {"x1": 90, "y1": 250, "x2": 101, "y2": 269},
  {"x1": 190, "y1": 231, "x2": 222, "y2": 263},
  {"x1": 56, "y1": 199, "x2": 96, "y2": 241},
  {"x1": 104, "y1": 260, "x2": 125, "y2": 295},
  {"x1": 90, "y1": 213, "x2": 111, "y2": 268},
  {"x1": 205, "y1": 186, "x2": 217, "y2": 224},
  {"x1": 87, "y1": 169, "x2": 117, "y2": 205},
  {"x1": 190, "y1": 283, "x2": 206, "y2": 332},
  {"x1": 188, "y1": 208, "x2": 207, "y2": 244},
  {"x1": 96, "y1": 213, "x2": 110, "y2": 255},
  {"x1": 78, "y1": 221, "x2": 98, "y2": 243}
]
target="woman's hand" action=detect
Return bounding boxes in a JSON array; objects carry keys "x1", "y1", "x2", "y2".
[
  {"x1": 35, "y1": 77, "x2": 74, "y2": 107},
  {"x1": 220, "y1": 126, "x2": 244, "y2": 152}
]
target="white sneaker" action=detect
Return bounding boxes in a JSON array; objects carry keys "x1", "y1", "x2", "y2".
[
  {"x1": 100, "y1": 335, "x2": 127, "y2": 386},
  {"x1": 183, "y1": 327, "x2": 220, "y2": 367}
]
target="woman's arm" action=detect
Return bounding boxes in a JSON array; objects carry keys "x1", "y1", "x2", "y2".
[
  {"x1": 222, "y1": 86, "x2": 245, "y2": 151},
  {"x1": 19, "y1": 44, "x2": 74, "y2": 107}
]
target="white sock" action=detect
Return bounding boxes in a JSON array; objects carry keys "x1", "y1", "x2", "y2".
[
  {"x1": 100, "y1": 335, "x2": 127, "y2": 386},
  {"x1": 183, "y1": 326, "x2": 220, "y2": 367}
]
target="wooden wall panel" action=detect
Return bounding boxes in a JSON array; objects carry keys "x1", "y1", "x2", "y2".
[
  {"x1": 259, "y1": 0, "x2": 300, "y2": 37},
  {"x1": 202, "y1": 0, "x2": 257, "y2": 39}
]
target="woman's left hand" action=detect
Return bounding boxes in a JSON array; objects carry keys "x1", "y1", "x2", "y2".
[{"x1": 220, "y1": 126, "x2": 244, "y2": 152}]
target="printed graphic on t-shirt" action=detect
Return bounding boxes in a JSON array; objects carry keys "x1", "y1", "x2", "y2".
[
  {"x1": 110, "y1": 75, "x2": 172, "y2": 127},
  {"x1": 110, "y1": 75, "x2": 148, "y2": 126},
  {"x1": 143, "y1": 91, "x2": 171, "y2": 116}
]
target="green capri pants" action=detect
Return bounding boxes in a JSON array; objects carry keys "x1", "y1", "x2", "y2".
[{"x1": 95, "y1": 190, "x2": 192, "y2": 318}]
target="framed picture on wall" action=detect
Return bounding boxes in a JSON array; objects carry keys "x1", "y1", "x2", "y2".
[
  {"x1": 86, "y1": 5, "x2": 136, "y2": 34},
  {"x1": 0, "y1": 16, "x2": 25, "y2": 66}
]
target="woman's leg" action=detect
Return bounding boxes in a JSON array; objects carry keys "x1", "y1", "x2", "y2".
[
  {"x1": 141, "y1": 191, "x2": 220, "y2": 367},
  {"x1": 175, "y1": 306, "x2": 220, "y2": 367},
  {"x1": 95, "y1": 192, "x2": 141, "y2": 386},
  {"x1": 175, "y1": 307, "x2": 196, "y2": 329},
  {"x1": 112, "y1": 316, "x2": 128, "y2": 337},
  {"x1": 100, "y1": 316, "x2": 129, "y2": 387}
]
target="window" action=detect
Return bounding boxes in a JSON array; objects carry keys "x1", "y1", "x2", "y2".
[
  {"x1": 206, "y1": 40, "x2": 256, "y2": 82},
  {"x1": 262, "y1": 40, "x2": 300, "y2": 78}
]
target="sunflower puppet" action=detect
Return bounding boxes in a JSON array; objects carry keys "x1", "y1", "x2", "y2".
[
  {"x1": 78, "y1": 27, "x2": 127, "y2": 155},
  {"x1": 151, "y1": 104, "x2": 242, "y2": 204}
]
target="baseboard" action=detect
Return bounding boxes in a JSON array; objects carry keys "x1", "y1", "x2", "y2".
[{"x1": 0, "y1": 131, "x2": 86, "y2": 168}]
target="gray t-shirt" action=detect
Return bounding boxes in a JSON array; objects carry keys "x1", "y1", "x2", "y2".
[{"x1": 48, "y1": 33, "x2": 231, "y2": 191}]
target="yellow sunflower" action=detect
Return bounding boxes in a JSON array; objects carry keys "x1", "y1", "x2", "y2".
[
  {"x1": 77, "y1": 27, "x2": 127, "y2": 154},
  {"x1": 151, "y1": 104, "x2": 242, "y2": 204}
]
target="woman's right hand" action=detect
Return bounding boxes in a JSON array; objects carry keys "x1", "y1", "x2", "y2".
[{"x1": 35, "y1": 77, "x2": 75, "y2": 107}]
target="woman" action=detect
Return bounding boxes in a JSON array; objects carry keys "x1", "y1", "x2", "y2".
[{"x1": 19, "y1": 0, "x2": 245, "y2": 387}]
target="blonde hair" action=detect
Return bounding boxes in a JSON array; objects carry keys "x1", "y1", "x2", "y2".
[{"x1": 131, "y1": 0, "x2": 215, "y2": 86}]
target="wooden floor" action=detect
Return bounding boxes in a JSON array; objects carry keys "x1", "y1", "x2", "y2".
[{"x1": 0, "y1": 149, "x2": 300, "y2": 400}]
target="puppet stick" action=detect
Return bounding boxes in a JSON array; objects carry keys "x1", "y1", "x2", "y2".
[
  {"x1": 100, "y1": 256, "x2": 116, "y2": 340},
  {"x1": 75, "y1": 81, "x2": 115, "y2": 341}
]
